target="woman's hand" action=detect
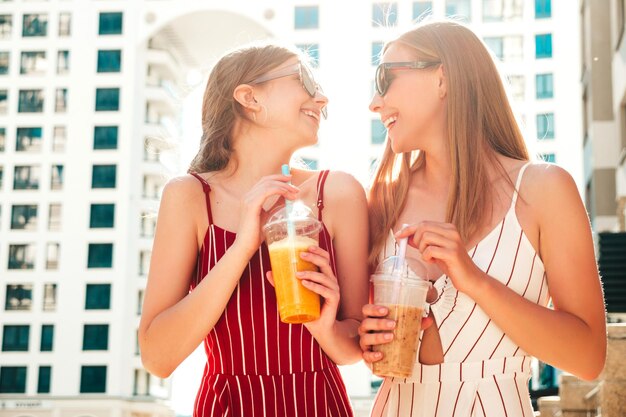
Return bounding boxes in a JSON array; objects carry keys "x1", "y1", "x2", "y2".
[
  {"x1": 234, "y1": 174, "x2": 299, "y2": 257},
  {"x1": 358, "y1": 304, "x2": 434, "y2": 365},
  {"x1": 265, "y1": 246, "x2": 341, "y2": 335},
  {"x1": 396, "y1": 222, "x2": 484, "y2": 296}
]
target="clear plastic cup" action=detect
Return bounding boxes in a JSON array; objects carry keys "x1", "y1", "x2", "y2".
[
  {"x1": 371, "y1": 256, "x2": 431, "y2": 378},
  {"x1": 263, "y1": 201, "x2": 322, "y2": 324}
]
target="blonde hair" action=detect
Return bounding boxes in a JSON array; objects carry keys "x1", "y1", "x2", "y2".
[
  {"x1": 368, "y1": 20, "x2": 529, "y2": 265},
  {"x1": 188, "y1": 43, "x2": 299, "y2": 173}
]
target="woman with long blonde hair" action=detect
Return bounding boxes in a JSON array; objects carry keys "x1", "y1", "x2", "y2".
[{"x1": 359, "y1": 21, "x2": 606, "y2": 416}]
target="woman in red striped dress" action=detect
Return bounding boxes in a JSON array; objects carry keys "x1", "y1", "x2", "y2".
[{"x1": 138, "y1": 44, "x2": 369, "y2": 416}]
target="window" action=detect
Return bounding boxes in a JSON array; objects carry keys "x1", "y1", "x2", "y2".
[
  {"x1": 2, "y1": 325, "x2": 29, "y2": 351},
  {"x1": 483, "y1": 0, "x2": 523, "y2": 22},
  {"x1": 18, "y1": 89, "x2": 44, "y2": 112},
  {"x1": 87, "y1": 243, "x2": 113, "y2": 268},
  {"x1": 294, "y1": 6, "x2": 319, "y2": 29},
  {"x1": 536, "y1": 113, "x2": 554, "y2": 139},
  {"x1": 503, "y1": 36, "x2": 523, "y2": 61},
  {"x1": 0, "y1": 89, "x2": 7, "y2": 114},
  {"x1": 371, "y1": 41, "x2": 384, "y2": 65},
  {"x1": 11, "y1": 204, "x2": 38, "y2": 230},
  {"x1": 8, "y1": 244, "x2": 36, "y2": 269},
  {"x1": 90, "y1": 204, "x2": 115, "y2": 228},
  {"x1": 80, "y1": 365, "x2": 107, "y2": 393},
  {"x1": 0, "y1": 51, "x2": 8, "y2": 75},
  {"x1": 507, "y1": 75, "x2": 525, "y2": 101},
  {"x1": 373, "y1": 3, "x2": 398, "y2": 27},
  {"x1": 57, "y1": 50, "x2": 69, "y2": 74},
  {"x1": 43, "y1": 283, "x2": 57, "y2": 311},
  {"x1": 53, "y1": 126, "x2": 66, "y2": 151},
  {"x1": 484, "y1": 37, "x2": 503, "y2": 60},
  {"x1": 83, "y1": 324, "x2": 109, "y2": 350},
  {"x1": 0, "y1": 367, "x2": 27, "y2": 393},
  {"x1": 46, "y1": 243, "x2": 60, "y2": 269},
  {"x1": 48, "y1": 204, "x2": 61, "y2": 231},
  {"x1": 0, "y1": 127, "x2": 5, "y2": 151},
  {"x1": 541, "y1": 153, "x2": 556, "y2": 163},
  {"x1": 0, "y1": 15, "x2": 11, "y2": 39},
  {"x1": 446, "y1": 0, "x2": 471, "y2": 22},
  {"x1": 141, "y1": 212, "x2": 156, "y2": 237},
  {"x1": 301, "y1": 158, "x2": 318, "y2": 170},
  {"x1": 40, "y1": 325, "x2": 53, "y2": 351},
  {"x1": 94, "y1": 126, "x2": 118, "y2": 150},
  {"x1": 55, "y1": 88, "x2": 67, "y2": 112},
  {"x1": 137, "y1": 290, "x2": 144, "y2": 315},
  {"x1": 92, "y1": 165, "x2": 117, "y2": 188},
  {"x1": 95, "y1": 88, "x2": 120, "y2": 111},
  {"x1": 413, "y1": 1, "x2": 433, "y2": 20},
  {"x1": 0, "y1": 166, "x2": 3, "y2": 189},
  {"x1": 22, "y1": 13, "x2": 48, "y2": 37},
  {"x1": 99, "y1": 12, "x2": 122, "y2": 35},
  {"x1": 37, "y1": 366, "x2": 51, "y2": 393},
  {"x1": 14, "y1": 165, "x2": 41, "y2": 190},
  {"x1": 5, "y1": 284, "x2": 33, "y2": 311},
  {"x1": 535, "y1": 33, "x2": 552, "y2": 59},
  {"x1": 535, "y1": 0, "x2": 551, "y2": 18},
  {"x1": 16, "y1": 127, "x2": 42, "y2": 152},
  {"x1": 97, "y1": 50, "x2": 121, "y2": 72},
  {"x1": 139, "y1": 251, "x2": 151, "y2": 276},
  {"x1": 58, "y1": 12, "x2": 70, "y2": 36},
  {"x1": 51, "y1": 165, "x2": 64, "y2": 190},
  {"x1": 85, "y1": 284, "x2": 111, "y2": 310},
  {"x1": 371, "y1": 119, "x2": 386, "y2": 144},
  {"x1": 20, "y1": 51, "x2": 46, "y2": 75},
  {"x1": 295, "y1": 44, "x2": 319, "y2": 67},
  {"x1": 536, "y1": 73, "x2": 554, "y2": 99}
]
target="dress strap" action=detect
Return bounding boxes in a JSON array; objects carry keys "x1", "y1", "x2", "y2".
[
  {"x1": 510, "y1": 161, "x2": 532, "y2": 210},
  {"x1": 316, "y1": 170, "x2": 330, "y2": 221},
  {"x1": 190, "y1": 172, "x2": 214, "y2": 225}
]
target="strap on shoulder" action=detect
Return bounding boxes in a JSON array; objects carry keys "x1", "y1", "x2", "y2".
[
  {"x1": 510, "y1": 162, "x2": 532, "y2": 209},
  {"x1": 190, "y1": 172, "x2": 214, "y2": 225},
  {"x1": 316, "y1": 170, "x2": 330, "y2": 221}
]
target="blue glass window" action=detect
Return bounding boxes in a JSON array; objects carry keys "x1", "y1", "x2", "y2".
[
  {"x1": 536, "y1": 73, "x2": 554, "y2": 99},
  {"x1": 97, "y1": 50, "x2": 121, "y2": 73},
  {"x1": 85, "y1": 284, "x2": 111, "y2": 310},
  {"x1": 446, "y1": 0, "x2": 471, "y2": 22},
  {"x1": 536, "y1": 113, "x2": 554, "y2": 139},
  {"x1": 301, "y1": 158, "x2": 318, "y2": 169},
  {"x1": 373, "y1": 3, "x2": 398, "y2": 27},
  {"x1": 296, "y1": 44, "x2": 319, "y2": 67},
  {"x1": 40, "y1": 325, "x2": 53, "y2": 351},
  {"x1": 371, "y1": 119, "x2": 386, "y2": 144},
  {"x1": 22, "y1": 14, "x2": 47, "y2": 37},
  {"x1": 372, "y1": 42, "x2": 384, "y2": 66},
  {"x1": 90, "y1": 204, "x2": 115, "y2": 228},
  {"x1": 294, "y1": 6, "x2": 319, "y2": 29},
  {"x1": 94, "y1": 126, "x2": 118, "y2": 150},
  {"x1": 535, "y1": 0, "x2": 551, "y2": 18},
  {"x1": 541, "y1": 153, "x2": 556, "y2": 163},
  {"x1": 2, "y1": 325, "x2": 29, "y2": 351},
  {"x1": 99, "y1": 12, "x2": 122, "y2": 35},
  {"x1": 80, "y1": 366, "x2": 106, "y2": 393},
  {"x1": 413, "y1": 1, "x2": 433, "y2": 20},
  {"x1": 0, "y1": 367, "x2": 27, "y2": 393},
  {"x1": 18, "y1": 89, "x2": 44, "y2": 112},
  {"x1": 535, "y1": 34, "x2": 552, "y2": 59},
  {"x1": 95, "y1": 88, "x2": 120, "y2": 111},
  {"x1": 87, "y1": 243, "x2": 113, "y2": 268},
  {"x1": 83, "y1": 324, "x2": 109, "y2": 350},
  {"x1": 92, "y1": 164, "x2": 116, "y2": 188},
  {"x1": 37, "y1": 366, "x2": 51, "y2": 393}
]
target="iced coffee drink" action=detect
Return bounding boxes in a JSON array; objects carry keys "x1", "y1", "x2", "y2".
[{"x1": 372, "y1": 304, "x2": 424, "y2": 378}]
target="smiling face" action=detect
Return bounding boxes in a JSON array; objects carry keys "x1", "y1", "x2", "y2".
[
  {"x1": 252, "y1": 57, "x2": 329, "y2": 150},
  {"x1": 369, "y1": 43, "x2": 447, "y2": 155}
]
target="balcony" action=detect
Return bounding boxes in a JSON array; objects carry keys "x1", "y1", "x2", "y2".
[{"x1": 146, "y1": 47, "x2": 182, "y2": 81}]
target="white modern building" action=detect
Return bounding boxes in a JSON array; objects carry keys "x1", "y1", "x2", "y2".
[{"x1": 0, "y1": 0, "x2": 578, "y2": 416}]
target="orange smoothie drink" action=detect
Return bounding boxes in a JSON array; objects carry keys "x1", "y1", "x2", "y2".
[{"x1": 267, "y1": 235, "x2": 320, "y2": 323}]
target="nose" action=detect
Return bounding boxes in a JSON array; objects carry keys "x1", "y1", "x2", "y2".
[
  {"x1": 369, "y1": 93, "x2": 383, "y2": 113},
  {"x1": 315, "y1": 90, "x2": 329, "y2": 119}
]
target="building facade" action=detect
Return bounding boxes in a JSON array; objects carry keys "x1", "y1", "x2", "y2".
[{"x1": 0, "y1": 0, "x2": 579, "y2": 415}]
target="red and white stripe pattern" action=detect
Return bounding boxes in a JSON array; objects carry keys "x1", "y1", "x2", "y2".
[
  {"x1": 189, "y1": 171, "x2": 353, "y2": 417},
  {"x1": 371, "y1": 162, "x2": 547, "y2": 417}
]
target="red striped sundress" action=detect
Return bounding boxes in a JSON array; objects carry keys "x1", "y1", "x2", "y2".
[
  {"x1": 371, "y1": 162, "x2": 549, "y2": 417},
  {"x1": 189, "y1": 170, "x2": 353, "y2": 417}
]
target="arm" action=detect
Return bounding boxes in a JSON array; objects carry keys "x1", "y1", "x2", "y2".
[
  {"x1": 472, "y1": 166, "x2": 606, "y2": 380},
  {"x1": 139, "y1": 174, "x2": 298, "y2": 377},
  {"x1": 304, "y1": 172, "x2": 370, "y2": 365},
  {"x1": 401, "y1": 165, "x2": 606, "y2": 380}
]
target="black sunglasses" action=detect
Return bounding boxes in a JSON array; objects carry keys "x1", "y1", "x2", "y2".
[
  {"x1": 375, "y1": 61, "x2": 441, "y2": 96},
  {"x1": 249, "y1": 62, "x2": 327, "y2": 119}
]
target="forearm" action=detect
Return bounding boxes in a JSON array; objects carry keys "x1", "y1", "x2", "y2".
[
  {"x1": 140, "y1": 242, "x2": 252, "y2": 377},
  {"x1": 471, "y1": 272, "x2": 606, "y2": 380},
  {"x1": 308, "y1": 318, "x2": 362, "y2": 365}
]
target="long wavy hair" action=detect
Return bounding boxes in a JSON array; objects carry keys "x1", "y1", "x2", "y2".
[
  {"x1": 188, "y1": 44, "x2": 298, "y2": 174},
  {"x1": 368, "y1": 21, "x2": 530, "y2": 265}
]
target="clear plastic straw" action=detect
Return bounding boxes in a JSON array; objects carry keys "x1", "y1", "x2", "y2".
[
  {"x1": 393, "y1": 223, "x2": 410, "y2": 275},
  {"x1": 281, "y1": 164, "x2": 297, "y2": 250}
]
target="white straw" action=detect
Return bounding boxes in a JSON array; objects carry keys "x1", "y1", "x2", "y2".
[{"x1": 393, "y1": 223, "x2": 410, "y2": 274}]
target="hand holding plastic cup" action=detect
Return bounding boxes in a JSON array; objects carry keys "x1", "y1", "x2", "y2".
[
  {"x1": 371, "y1": 236, "x2": 431, "y2": 378},
  {"x1": 263, "y1": 165, "x2": 322, "y2": 324}
]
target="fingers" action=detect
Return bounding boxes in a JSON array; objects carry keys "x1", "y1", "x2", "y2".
[
  {"x1": 299, "y1": 247, "x2": 332, "y2": 277},
  {"x1": 362, "y1": 303, "x2": 389, "y2": 319},
  {"x1": 362, "y1": 350, "x2": 384, "y2": 364},
  {"x1": 395, "y1": 222, "x2": 459, "y2": 250},
  {"x1": 265, "y1": 271, "x2": 275, "y2": 287},
  {"x1": 421, "y1": 313, "x2": 434, "y2": 331}
]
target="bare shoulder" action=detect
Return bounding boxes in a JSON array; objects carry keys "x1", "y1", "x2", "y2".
[
  {"x1": 520, "y1": 163, "x2": 582, "y2": 215},
  {"x1": 324, "y1": 170, "x2": 367, "y2": 202},
  {"x1": 161, "y1": 174, "x2": 205, "y2": 203}
]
